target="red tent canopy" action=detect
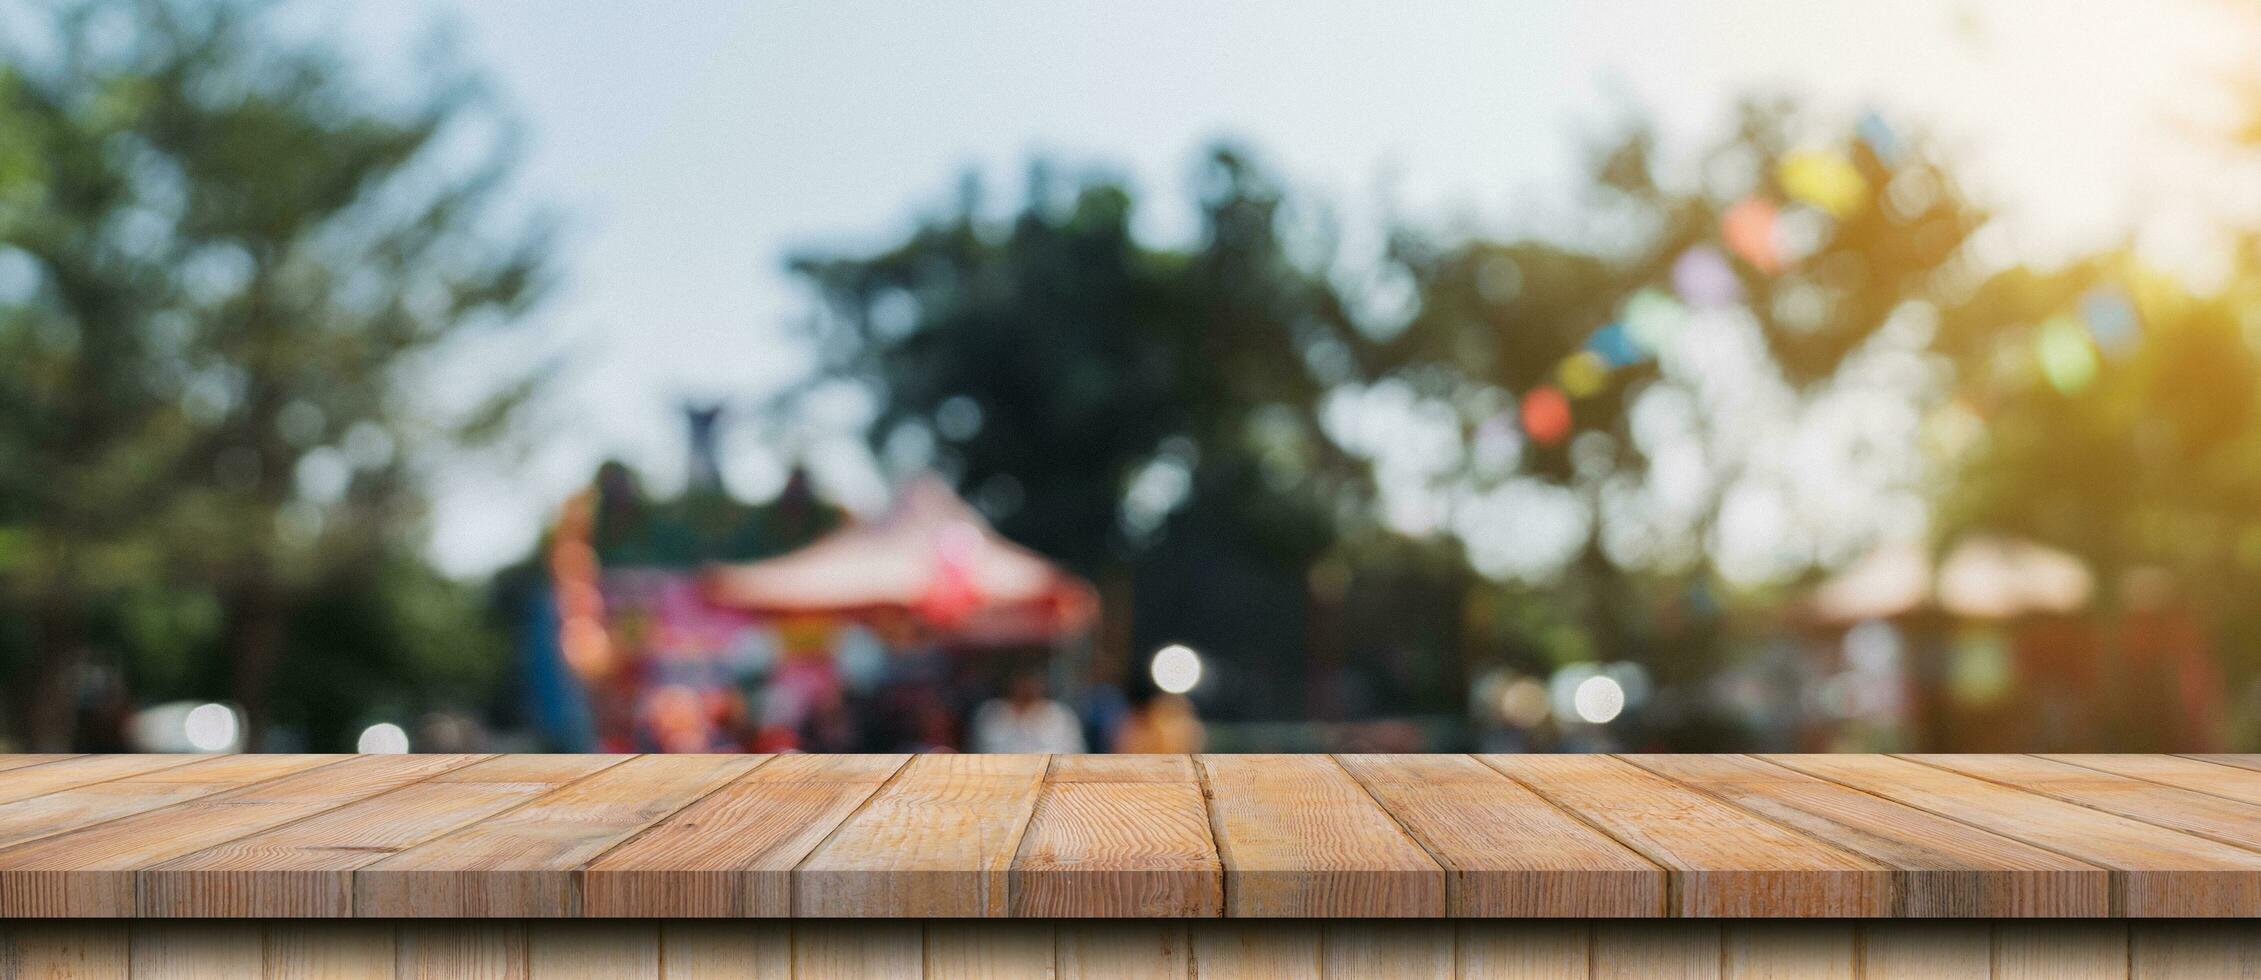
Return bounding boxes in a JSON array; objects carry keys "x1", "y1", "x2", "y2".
[{"x1": 701, "y1": 475, "x2": 1096, "y2": 646}]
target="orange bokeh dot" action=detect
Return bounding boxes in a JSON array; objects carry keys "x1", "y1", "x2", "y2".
[{"x1": 1521, "y1": 386, "x2": 1572, "y2": 446}]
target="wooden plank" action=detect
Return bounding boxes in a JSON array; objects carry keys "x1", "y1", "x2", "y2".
[
  {"x1": 1, "y1": 922, "x2": 128, "y2": 979},
  {"x1": 0, "y1": 755, "x2": 80, "y2": 775},
  {"x1": 127, "y1": 921, "x2": 262, "y2": 980},
  {"x1": 1722, "y1": 922, "x2": 1855, "y2": 979},
  {"x1": 1190, "y1": 921, "x2": 1319, "y2": 979},
  {"x1": 426, "y1": 754, "x2": 631, "y2": 783},
  {"x1": 528, "y1": 921, "x2": 659, "y2": 980},
  {"x1": 1319, "y1": 922, "x2": 1453, "y2": 979},
  {"x1": 1481, "y1": 754, "x2": 1890, "y2": 916},
  {"x1": 1592, "y1": 922, "x2": 1718, "y2": 980},
  {"x1": 0, "y1": 754, "x2": 472, "y2": 916},
  {"x1": 1339, "y1": 753, "x2": 1663, "y2": 916},
  {"x1": 1455, "y1": 921, "x2": 1587, "y2": 979},
  {"x1": 398, "y1": 922, "x2": 527, "y2": 980},
  {"x1": 264, "y1": 922, "x2": 396, "y2": 980},
  {"x1": 1628, "y1": 753, "x2": 2107, "y2": 916},
  {"x1": 1772, "y1": 753, "x2": 2261, "y2": 916},
  {"x1": 1861, "y1": 921, "x2": 1989, "y2": 979},
  {"x1": 0, "y1": 753, "x2": 213, "y2": 805},
  {"x1": 926, "y1": 921, "x2": 1057, "y2": 979},
  {"x1": 791, "y1": 921, "x2": 921, "y2": 977},
  {"x1": 2132, "y1": 921, "x2": 2261, "y2": 978},
  {"x1": 1996, "y1": 921, "x2": 2125, "y2": 980},
  {"x1": 356, "y1": 753, "x2": 762, "y2": 917},
  {"x1": 2050, "y1": 754, "x2": 2261, "y2": 806},
  {"x1": 795, "y1": 754, "x2": 1049, "y2": 917},
  {"x1": 140, "y1": 753, "x2": 613, "y2": 916},
  {"x1": 581, "y1": 754, "x2": 899, "y2": 916},
  {"x1": 1914, "y1": 753, "x2": 2261, "y2": 852},
  {"x1": 1050, "y1": 755, "x2": 1196, "y2": 782},
  {"x1": 0, "y1": 753, "x2": 343, "y2": 851},
  {"x1": 1056, "y1": 922, "x2": 1190, "y2": 980},
  {"x1": 1196, "y1": 755, "x2": 1444, "y2": 917},
  {"x1": 2183, "y1": 754, "x2": 2261, "y2": 776},
  {"x1": 657, "y1": 922, "x2": 791, "y2": 980},
  {"x1": 1011, "y1": 769, "x2": 1221, "y2": 916}
]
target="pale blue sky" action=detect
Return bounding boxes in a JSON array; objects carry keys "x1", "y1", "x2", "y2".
[{"x1": 326, "y1": 1, "x2": 2244, "y2": 575}]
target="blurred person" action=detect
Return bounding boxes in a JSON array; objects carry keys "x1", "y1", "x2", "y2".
[
  {"x1": 799, "y1": 688, "x2": 862, "y2": 753},
  {"x1": 970, "y1": 671, "x2": 1085, "y2": 753},
  {"x1": 415, "y1": 712, "x2": 489, "y2": 753},
  {"x1": 1112, "y1": 691, "x2": 1205, "y2": 754}
]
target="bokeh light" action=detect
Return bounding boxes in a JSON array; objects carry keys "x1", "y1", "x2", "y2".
[
  {"x1": 1721, "y1": 197, "x2": 1783, "y2": 273},
  {"x1": 2037, "y1": 315, "x2": 2100, "y2": 393},
  {"x1": 356, "y1": 722, "x2": 411, "y2": 754},
  {"x1": 1669, "y1": 245, "x2": 1741, "y2": 308},
  {"x1": 183, "y1": 703, "x2": 239, "y2": 753},
  {"x1": 1521, "y1": 386, "x2": 1573, "y2": 446},
  {"x1": 1150, "y1": 643, "x2": 1203, "y2": 694},
  {"x1": 1572, "y1": 675, "x2": 1626, "y2": 724},
  {"x1": 1778, "y1": 149, "x2": 1869, "y2": 218},
  {"x1": 1557, "y1": 351, "x2": 1609, "y2": 398},
  {"x1": 2081, "y1": 289, "x2": 2139, "y2": 354}
]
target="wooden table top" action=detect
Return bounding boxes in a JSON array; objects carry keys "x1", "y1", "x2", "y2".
[{"x1": 1, "y1": 753, "x2": 2259, "y2": 918}]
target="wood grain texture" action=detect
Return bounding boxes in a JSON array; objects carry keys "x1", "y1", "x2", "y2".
[
  {"x1": 1482, "y1": 754, "x2": 1891, "y2": 917},
  {"x1": 1319, "y1": 921, "x2": 1454, "y2": 980},
  {"x1": 142, "y1": 753, "x2": 615, "y2": 916},
  {"x1": 795, "y1": 754, "x2": 1049, "y2": 917},
  {"x1": 1722, "y1": 921, "x2": 1854, "y2": 979},
  {"x1": 2132, "y1": 920, "x2": 2261, "y2": 978},
  {"x1": 397, "y1": 921, "x2": 527, "y2": 980},
  {"x1": 527, "y1": 921, "x2": 659, "y2": 980},
  {"x1": 1339, "y1": 753, "x2": 1663, "y2": 916},
  {"x1": 925, "y1": 921, "x2": 1056, "y2": 979},
  {"x1": 5, "y1": 919, "x2": 2255, "y2": 978},
  {"x1": 1861, "y1": 921, "x2": 1989, "y2": 980},
  {"x1": 356, "y1": 753, "x2": 762, "y2": 917},
  {"x1": 1011, "y1": 775, "x2": 1220, "y2": 917},
  {"x1": 1197, "y1": 755, "x2": 1444, "y2": 917},
  {"x1": 1628, "y1": 753, "x2": 2107, "y2": 916},
  {"x1": 0, "y1": 753, "x2": 343, "y2": 852},
  {"x1": 1996, "y1": 921, "x2": 2127, "y2": 980},
  {"x1": 1454, "y1": 921, "x2": 1587, "y2": 980},
  {"x1": 127, "y1": 921, "x2": 261, "y2": 979},
  {"x1": 7, "y1": 753, "x2": 2261, "y2": 924},
  {"x1": 657, "y1": 922, "x2": 791, "y2": 980},
  {"x1": 0, "y1": 756, "x2": 79, "y2": 775},
  {"x1": 1, "y1": 922, "x2": 128, "y2": 980},
  {"x1": 2048, "y1": 754, "x2": 2261, "y2": 806},
  {"x1": 0, "y1": 754, "x2": 470, "y2": 916},
  {"x1": 1054, "y1": 922, "x2": 1189, "y2": 980},
  {"x1": 1912, "y1": 753, "x2": 2261, "y2": 852},
  {"x1": 264, "y1": 922, "x2": 395, "y2": 980},
  {"x1": 792, "y1": 921, "x2": 921, "y2": 977},
  {"x1": 1049, "y1": 755, "x2": 1195, "y2": 783},
  {"x1": 1772, "y1": 753, "x2": 2261, "y2": 916},
  {"x1": 1190, "y1": 921, "x2": 1320, "y2": 979},
  {"x1": 0, "y1": 753, "x2": 207, "y2": 805},
  {"x1": 1592, "y1": 921, "x2": 1718, "y2": 980},
  {"x1": 582, "y1": 753, "x2": 903, "y2": 917}
]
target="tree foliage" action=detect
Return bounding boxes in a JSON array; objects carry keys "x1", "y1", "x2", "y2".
[{"x1": 0, "y1": 0, "x2": 549, "y2": 748}]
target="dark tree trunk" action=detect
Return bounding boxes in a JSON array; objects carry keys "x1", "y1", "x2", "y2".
[
  {"x1": 225, "y1": 579, "x2": 286, "y2": 750},
  {"x1": 23, "y1": 599, "x2": 87, "y2": 752}
]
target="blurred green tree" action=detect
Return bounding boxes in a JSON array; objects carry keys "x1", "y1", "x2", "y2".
[
  {"x1": 0, "y1": 0, "x2": 549, "y2": 748},
  {"x1": 790, "y1": 112, "x2": 1992, "y2": 738},
  {"x1": 791, "y1": 153, "x2": 1369, "y2": 575},
  {"x1": 1342, "y1": 103, "x2": 1988, "y2": 744},
  {"x1": 788, "y1": 151, "x2": 1378, "y2": 696}
]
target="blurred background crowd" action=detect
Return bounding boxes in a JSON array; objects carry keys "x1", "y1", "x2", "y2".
[{"x1": 6, "y1": 0, "x2": 2261, "y2": 755}]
